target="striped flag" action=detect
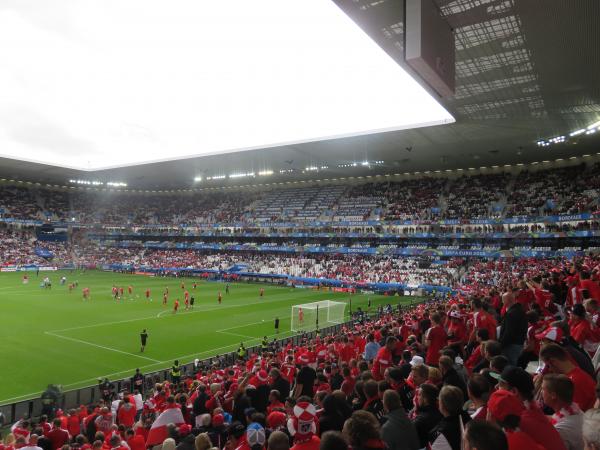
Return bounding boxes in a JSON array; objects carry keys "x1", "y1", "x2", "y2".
[{"x1": 146, "y1": 405, "x2": 185, "y2": 447}]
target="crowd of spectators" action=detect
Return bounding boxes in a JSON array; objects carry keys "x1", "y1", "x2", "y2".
[
  {"x1": 1, "y1": 163, "x2": 598, "y2": 226},
  {"x1": 4, "y1": 256, "x2": 600, "y2": 450},
  {"x1": 444, "y1": 174, "x2": 509, "y2": 220}
]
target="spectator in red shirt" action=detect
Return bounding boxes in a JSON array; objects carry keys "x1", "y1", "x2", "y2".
[
  {"x1": 579, "y1": 271, "x2": 600, "y2": 301},
  {"x1": 425, "y1": 313, "x2": 447, "y2": 366},
  {"x1": 117, "y1": 397, "x2": 136, "y2": 428},
  {"x1": 371, "y1": 337, "x2": 396, "y2": 381},
  {"x1": 569, "y1": 304, "x2": 599, "y2": 356},
  {"x1": 493, "y1": 366, "x2": 567, "y2": 450},
  {"x1": 540, "y1": 344, "x2": 597, "y2": 411},
  {"x1": 45, "y1": 419, "x2": 69, "y2": 450},
  {"x1": 124, "y1": 430, "x2": 144, "y2": 450},
  {"x1": 66, "y1": 409, "x2": 81, "y2": 438},
  {"x1": 486, "y1": 390, "x2": 544, "y2": 450},
  {"x1": 470, "y1": 298, "x2": 497, "y2": 342}
]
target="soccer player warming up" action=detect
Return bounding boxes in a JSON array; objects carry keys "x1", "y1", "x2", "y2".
[{"x1": 140, "y1": 329, "x2": 148, "y2": 352}]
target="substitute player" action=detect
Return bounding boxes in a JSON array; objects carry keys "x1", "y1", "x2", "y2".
[
  {"x1": 140, "y1": 329, "x2": 148, "y2": 352},
  {"x1": 173, "y1": 298, "x2": 180, "y2": 314}
]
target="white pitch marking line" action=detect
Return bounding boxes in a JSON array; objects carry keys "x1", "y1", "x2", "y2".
[
  {"x1": 217, "y1": 320, "x2": 267, "y2": 332},
  {"x1": 1, "y1": 328, "x2": 299, "y2": 404},
  {"x1": 216, "y1": 330, "x2": 256, "y2": 340},
  {"x1": 44, "y1": 331, "x2": 161, "y2": 363}
]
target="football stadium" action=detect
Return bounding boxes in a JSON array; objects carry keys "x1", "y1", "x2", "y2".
[{"x1": 1, "y1": 1, "x2": 600, "y2": 449}]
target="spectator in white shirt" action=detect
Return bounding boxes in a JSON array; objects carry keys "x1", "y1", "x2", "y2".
[{"x1": 541, "y1": 374, "x2": 584, "y2": 450}]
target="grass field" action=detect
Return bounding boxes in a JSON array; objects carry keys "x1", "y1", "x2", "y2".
[{"x1": 0, "y1": 270, "x2": 414, "y2": 404}]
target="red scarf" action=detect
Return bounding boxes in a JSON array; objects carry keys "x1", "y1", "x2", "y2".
[{"x1": 550, "y1": 403, "x2": 581, "y2": 425}]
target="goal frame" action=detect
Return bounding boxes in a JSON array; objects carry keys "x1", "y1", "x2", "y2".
[{"x1": 290, "y1": 300, "x2": 346, "y2": 332}]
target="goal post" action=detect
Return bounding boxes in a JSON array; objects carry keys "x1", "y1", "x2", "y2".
[{"x1": 291, "y1": 300, "x2": 346, "y2": 332}]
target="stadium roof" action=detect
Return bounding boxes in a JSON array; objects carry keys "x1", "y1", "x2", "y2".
[{"x1": 0, "y1": 0, "x2": 599, "y2": 189}]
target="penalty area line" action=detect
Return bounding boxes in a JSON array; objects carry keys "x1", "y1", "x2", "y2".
[
  {"x1": 43, "y1": 331, "x2": 161, "y2": 363},
  {"x1": 1, "y1": 329, "x2": 298, "y2": 405}
]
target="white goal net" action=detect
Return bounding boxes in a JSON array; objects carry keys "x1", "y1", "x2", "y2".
[{"x1": 291, "y1": 300, "x2": 346, "y2": 332}]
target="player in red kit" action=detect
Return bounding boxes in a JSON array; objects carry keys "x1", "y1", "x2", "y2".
[
  {"x1": 145, "y1": 288, "x2": 151, "y2": 301},
  {"x1": 184, "y1": 290, "x2": 189, "y2": 303},
  {"x1": 193, "y1": 282, "x2": 197, "y2": 289},
  {"x1": 184, "y1": 297, "x2": 189, "y2": 310},
  {"x1": 173, "y1": 299, "x2": 180, "y2": 314},
  {"x1": 128, "y1": 285, "x2": 133, "y2": 297},
  {"x1": 82, "y1": 287, "x2": 90, "y2": 301}
]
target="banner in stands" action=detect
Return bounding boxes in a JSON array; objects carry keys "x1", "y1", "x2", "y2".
[
  {"x1": 0, "y1": 212, "x2": 598, "y2": 229},
  {"x1": 0, "y1": 265, "x2": 57, "y2": 272},
  {"x1": 101, "y1": 240, "x2": 588, "y2": 259}
]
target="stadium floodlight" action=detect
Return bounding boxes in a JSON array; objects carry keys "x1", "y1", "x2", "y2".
[
  {"x1": 194, "y1": 176, "x2": 202, "y2": 182},
  {"x1": 587, "y1": 121, "x2": 600, "y2": 130},
  {"x1": 291, "y1": 300, "x2": 346, "y2": 332},
  {"x1": 0, "y1": 0, "x2": 454, "y2": 171}
]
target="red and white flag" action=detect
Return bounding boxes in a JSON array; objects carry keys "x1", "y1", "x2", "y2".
[{"x1": 146, "y1": 405, "x2": 185, "y2": 447}]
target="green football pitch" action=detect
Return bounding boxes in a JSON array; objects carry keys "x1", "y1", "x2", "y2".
[{"x1": 0, "y1": 270, "x2": 415, "y2": 404}]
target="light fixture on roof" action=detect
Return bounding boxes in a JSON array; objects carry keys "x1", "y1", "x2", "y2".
[
  {"x1": 570, "y1": 129, "x2": 586, "y2": 137},
  {"x1": 229, "y1": 172, "x2": 255, "y2": 178},
  {"x1": 194, "y1": 176, "x2": 202, "y2": 182},
  {"x1": 258, "y1": 170, "x2": 273, "y2": 176},
  {"x1": 587, "y1": 121, "x2": 600, "y2": 130},
  {"x1": 206, "y1": 175, "x2": 226, "y2": 180}
]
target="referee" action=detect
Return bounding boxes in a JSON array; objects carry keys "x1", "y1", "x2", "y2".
[{"x1": 140, "y1": 329, "x2": 148, "y2": 352}]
